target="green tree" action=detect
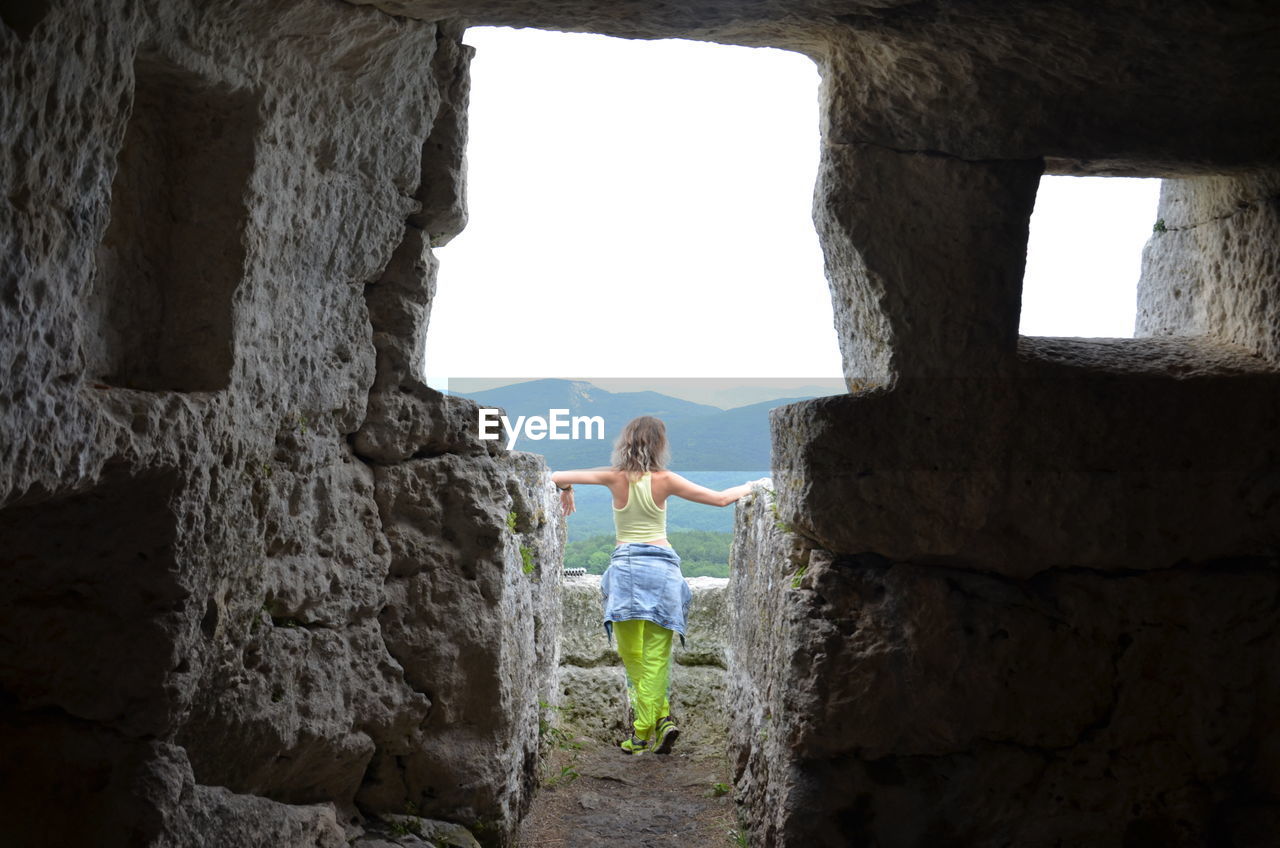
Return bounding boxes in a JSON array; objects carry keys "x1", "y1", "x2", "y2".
[{"x1": 561, "y1": 531, "x2": 733, "y2": 577}]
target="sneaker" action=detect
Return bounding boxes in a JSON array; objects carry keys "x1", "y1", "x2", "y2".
[
  {"x1": 654, "y1": 717, "x2": 680, "y2": 754},
  {"x1": 619, "y1": 734, "x2": 650, "y2": 755}
]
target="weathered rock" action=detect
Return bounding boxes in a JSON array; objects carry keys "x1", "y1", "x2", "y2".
[
  {"x1": 353, "y1": 385, "x2": 499, "y2": 464},
  {"x1": 0, "y1": 3, "x2": 558, "y2": 846},
  {"x1": 357, "y1": 450, "x2": 562, "y2": 835},
  {"x1": 554, "y1": 665, "x2": 631, "y2": 745},
  {"x1": 164, "y1": 785, "x2": 349, "y2": 848},
  {"x1": 772, "y1": 337, "x2": 1280, "y2": 577},
  {"x1": 676, "y1": 576, "x2": 731, "y2": 669},
  {"x1": 557, "y1": 574, "x2": 611, "y2": 669},
  {"x1": 355, "y1": 814, "x2": 483, "y2": 848},
  {"x1": 815, "y1": 142, "x2": 1040, "y2": 384},
  {"x1": 1138, "y1": 171, "x2": 1280, "y2": 366},
  {"x1": 348, "y1": 2, "x2": 1280, "y2": 172},
  {"x1": 730, "y1": 483, "x2": 1280, "y2": 846},
  {"x1": 411, "y1": 21, "x2": 473, "y2": 247},
  {"x1": 3, "y1": 1, "x2": 1280, "y2": 846}
]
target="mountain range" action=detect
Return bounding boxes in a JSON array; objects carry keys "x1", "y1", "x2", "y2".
[{"x1": 454, "y1": 378, "x2": 834, "y2": 536}]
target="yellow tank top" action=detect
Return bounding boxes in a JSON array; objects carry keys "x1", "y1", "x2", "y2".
[{"x1": 612, "y1": 471, "x2": 667, "y2": 542}]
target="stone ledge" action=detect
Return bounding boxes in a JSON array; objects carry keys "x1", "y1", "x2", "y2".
[{"x1": 772, "y1": 347, "x2": 1280, "y2": 577}]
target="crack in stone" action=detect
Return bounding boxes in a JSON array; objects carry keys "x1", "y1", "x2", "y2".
[{"x1": 1159, "y1": 192, "x2": 1280, "y2": 233}]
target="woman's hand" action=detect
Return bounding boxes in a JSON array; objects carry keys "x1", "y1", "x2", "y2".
[{"x1": 559, "y1": 487, "x2": 575, "y2": 517}]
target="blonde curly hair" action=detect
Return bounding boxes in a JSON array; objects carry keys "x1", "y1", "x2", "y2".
[{"x1": 611, "y1": 416, "x2": 671, "y2": 482}]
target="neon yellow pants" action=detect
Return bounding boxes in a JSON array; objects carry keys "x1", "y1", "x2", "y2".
[{"x1": 613, "y1": 618, "x2": 673, "y2": 741}]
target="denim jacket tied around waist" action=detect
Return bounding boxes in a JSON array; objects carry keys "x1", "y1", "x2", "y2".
[{"x1": 600, "y1": 542, "x2": 692, "y2": 647}]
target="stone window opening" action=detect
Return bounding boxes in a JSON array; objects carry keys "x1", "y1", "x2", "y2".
[
  {"x1": 1012, "y1": 169, "x2": 1280, "y2": 372},
  {"x1": 0, "y1": 468, "x2": 187, "y2": 846},
  {"x1": 84, "y1": 53, "x2": 260, "y2": 393},
  {"x1": 1018, "y1": 175, "x2": 1162, "y2": 339}
]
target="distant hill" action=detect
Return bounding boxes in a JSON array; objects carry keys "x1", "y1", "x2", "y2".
[
  {"x1": 463, "y1": 378, "x2": 721, "y2": 423},
  {"x1": 453, "y1": 379, "x2": 837, "y2": 539},
  {"x1": 663, "y1": 395, "x2": 816, "y2": 472},
  {"x1": 697, "y1": 382, "x2": 846, "y2": 409},
  {"x1": 457, "y1": 378, "x2": 820, "y2": 471}
]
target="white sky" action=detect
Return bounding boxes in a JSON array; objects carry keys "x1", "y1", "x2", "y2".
[{"x1": 424, "y1": 27, "x2": 1162, "y2": 390}]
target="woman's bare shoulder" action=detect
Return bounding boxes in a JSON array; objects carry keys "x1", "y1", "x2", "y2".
[{"x1": 651, "y1": 469, "x2": 685, "y2": 492}]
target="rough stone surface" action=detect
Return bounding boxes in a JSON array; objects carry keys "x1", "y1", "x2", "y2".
[
  {"x1": 815, "y1": 143, "x2": 1040, "y2": 384},
  {"x1": 348, "y1": 1, "x2": 1280, "y2": 173},
  {"x1": 358, "y1": 450, "x2": 563, "y2": 833},
  {"x1": 353, "y1": 814, "x2": 483, "y2": 848},
  {"x1": 1138, "y1": 171, "x2": 1280, "y2": 366},
  {"x1": 0, "y1": 3, "x2": 558, "y2": 846},
  {"x1": 554, "y1": 575, "x2": 729, "y2": 747},
  {"x1": 730, "y1": 488, "x2": 1280, "y2": 847},
  {"x1": 771, "y1": 337, "x2": 1280, "y2": 577},
  {"x1": 4, "y1": 1, "x2": 1280, "y2": 846}
]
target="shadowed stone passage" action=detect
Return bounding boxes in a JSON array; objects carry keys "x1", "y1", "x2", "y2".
[
  {"x1": 518, "y1": 742, "x2": 737, "y2": 847},
  {"x1": 731, "y1": 489, "x2": 1280, "y2": 846},
  {"x1": 86, "y1": 55, "x2": 259, "y2": 393},
  {"x1": 0, "y1": 470, "x2": 186, "y2": 847},
  {"x1": 0, "y1": 0, "x2": 52, "y2": 39},
  {"x1": 520, "y1": 576, "x2": 736, "y2": 846}
]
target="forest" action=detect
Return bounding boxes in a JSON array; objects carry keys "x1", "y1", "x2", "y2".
[{"x1": 563, "y1": 530, "x2": 734, "y2": 578}]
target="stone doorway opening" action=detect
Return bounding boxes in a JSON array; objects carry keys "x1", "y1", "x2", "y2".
[
  {"x1": 423, "y1": 26, "x2": 842, "y2": 390},
  {"x1": 420, "y1": 26, "x2": 843, "y2": 844},
  {"x1": 0, "y1": 468, "x2": 188, "y2": 847}
]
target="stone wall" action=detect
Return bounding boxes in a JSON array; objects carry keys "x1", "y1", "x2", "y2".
[
  {"x1": 730, "y1": 148, "x2": 1280, "y2": 842},
  {"x1": 1138, "y1": 172, "x2": 1280, "y2": 367},
  {"x1": 352, "y1": 1, "x2": 1280, "y2": 175},
  {"x1": 733, "y1": 442, "x2": 1280, "y2": 848},
  {"x1": 555, "y1": 574, "x2": 729, "y2": 748},
  {"x1": 712, "y1": 5, "x2": 1280, "y2": 842},
  {"x1": 4, "y1": 2, "x2": 1279, "y2": 847},
  {"x1": 0, "y1": 4, "x2": 560, "y2": 846}
]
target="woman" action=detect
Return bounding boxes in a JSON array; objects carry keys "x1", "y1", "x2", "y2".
[{"x1": 550, "y1": 415, "x2": 761, "y2": 756}]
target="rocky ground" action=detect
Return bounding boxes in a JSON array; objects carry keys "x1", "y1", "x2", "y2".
[{"x1": 517, "y1": 733, "x2": 740, "y2": 848}]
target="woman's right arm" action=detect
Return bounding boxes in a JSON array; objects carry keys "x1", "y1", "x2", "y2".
[
  {"x1": 550, "y1": 467, "x2": 615, "y2": 488},
  {"x1": 666, "y1": 473, "x2": 762, "y2": 508},
  {"x1": 550, "y1": 468, "x2": 616, "y2": 518}
]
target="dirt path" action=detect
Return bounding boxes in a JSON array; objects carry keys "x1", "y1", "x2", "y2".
[{"x1": 517, "y1": 735, "x2": 740, "y2": 848}]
